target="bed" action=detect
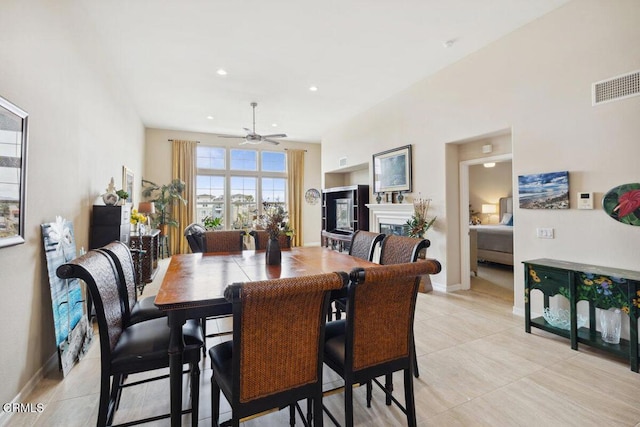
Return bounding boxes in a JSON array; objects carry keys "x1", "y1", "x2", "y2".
[{"x1": 469, "y1": 197, "x2": 513, "y2": 275}]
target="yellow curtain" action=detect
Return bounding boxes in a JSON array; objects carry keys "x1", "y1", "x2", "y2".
[
  {"x1": 286, "y1": 149, "x2": 305, "y2": 247},
  {"x1": 171, "y1": 139, "x2": 197, "y2": 254}
]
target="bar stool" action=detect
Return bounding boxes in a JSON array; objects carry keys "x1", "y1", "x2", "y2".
[{"x1": 159, "y1": 234, "x2": 170, "y2": 258}]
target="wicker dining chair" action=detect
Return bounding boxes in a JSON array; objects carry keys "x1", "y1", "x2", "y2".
[
  {"x1": 323, "y1": 261, "x2": 441, "y2": 427},
  {"x1": 184, "y1": 223, "x2": 206, "y2": 253},
  {"x1": 330, "y1": 230, "x2": 385, "y2": 321},
  {"x1": 249, "y1": 229, "x2": 292, "y2": 250},
  {"x1": 378, "y1": 234, "x2": 430, "y2": 377},
  {"x1": 201, "y1": 230, "x2": 246, "y2": 354},
  {"x1": 99, "y1": 241, "x2": 165, "y2": 326},
  {"x1": 209, "y1": 271, "x2": 348, "y2": 427},
  {"x1": 56, "y1": 250, "x2": 203, "y2": 427},
  {"x1": 203, "y1": 230, "x2": 245, "y2": 253}
]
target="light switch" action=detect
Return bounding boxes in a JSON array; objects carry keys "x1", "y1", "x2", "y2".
[{"x1": 536, "y1": 228, "x2": 554, "y2": 239}]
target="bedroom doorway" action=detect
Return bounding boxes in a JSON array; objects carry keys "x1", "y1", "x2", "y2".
[{"x1": 459, "y1": 153, "x2": 513, "y2": 293}]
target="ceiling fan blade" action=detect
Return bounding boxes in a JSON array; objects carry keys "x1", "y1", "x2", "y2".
[
  {"x1": 261, "y1": 133, "x2": 287, "y2": 138},
  {"x1": 218, "y1": 135, "x2": 246, "y2": 139},
  {"x1": 243, "y1": 127, "x2": 253, "y2": 134},
  {"x1": 263, "y1": 138, "x2": 280, "y2": 145}
]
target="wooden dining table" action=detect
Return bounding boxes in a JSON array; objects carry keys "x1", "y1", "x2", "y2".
[{"x1": 154, "y1": 246, "x2": 379, "y2": 426}]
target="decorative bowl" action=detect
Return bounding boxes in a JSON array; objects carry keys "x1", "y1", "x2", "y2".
[{"x1": 542, "y1": 307, "x2": 586, "y2": 330}]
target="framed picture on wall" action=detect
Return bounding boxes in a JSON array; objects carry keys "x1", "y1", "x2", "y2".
[
  {"x1": 122, "y1": 166, "x2": 134, "y2": 204},
  {"x1": 372, "y1": 145, "x2": 412, "y2": 193},
  {"x1": 0, "y1": 95, "x2": 29, "y2": 248},
  {"x1": 518, "y1": 171, "x2": 569, "y2": 209}
]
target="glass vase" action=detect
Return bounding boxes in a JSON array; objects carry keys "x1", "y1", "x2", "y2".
[{"x1": 599, "y1": 307, "x2": 621, "y2": 344}]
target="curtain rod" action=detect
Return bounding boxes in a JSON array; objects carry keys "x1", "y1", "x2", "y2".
[{"x1": 167, "y1": 139, "x2": 200, "y2": 143}]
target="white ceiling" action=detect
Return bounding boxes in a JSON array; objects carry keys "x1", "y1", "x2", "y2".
[{"x1": 77, "y1": 0, "x2": 569, "y2": 143}]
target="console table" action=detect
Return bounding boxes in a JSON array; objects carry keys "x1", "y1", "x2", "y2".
[
  {"x1": 130, "y1": 229, "x2": 160, "y2": 289},
  {"x1": 523, "y1": 258, "x2": 640, "y2": 372}
]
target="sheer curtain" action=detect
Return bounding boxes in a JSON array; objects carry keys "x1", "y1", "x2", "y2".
[
  {"x1": 171, "y1": 139, "x2": 197, "y2": 254},
  {"x1": 286, "y1": 149, "x2": 305, "y2": 247}
]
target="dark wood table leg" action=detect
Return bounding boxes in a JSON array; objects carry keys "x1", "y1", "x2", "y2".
[{"x1": 167, "y1": 311, "x2": 186, "y2": 427}]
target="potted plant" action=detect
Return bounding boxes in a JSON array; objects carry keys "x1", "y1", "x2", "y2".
[
  {"x1": 203, "y1": 216, "x2": 223, "y2": 230},
  {"x1": 141, "y1": 178, "x2": 187, "y2": 235},
  {"x1": 405, "y1": 196, "x2": 436, "y2": 239}
]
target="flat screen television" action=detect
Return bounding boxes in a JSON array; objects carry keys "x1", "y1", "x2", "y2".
[{"x1": 335, "y1": 198, "x2": 353, "y2": 231}]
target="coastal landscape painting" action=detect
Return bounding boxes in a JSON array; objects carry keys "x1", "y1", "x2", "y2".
[{"x1": 518, "y1": 171, "x2": 569, "y2": 209}]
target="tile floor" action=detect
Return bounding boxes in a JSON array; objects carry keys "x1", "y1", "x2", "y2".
[{"x1": 8, "y1": 258, "x2": 640, "y2": 426}]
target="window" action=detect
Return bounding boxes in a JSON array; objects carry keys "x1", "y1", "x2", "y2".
[{"x1": 196, "y1": 147, "x2": 287, "y2": 230}]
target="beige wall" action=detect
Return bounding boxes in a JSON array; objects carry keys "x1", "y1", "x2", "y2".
[
  {"x1": 144, "y1": 128, "x2": 322, "y2": 246},
  {"x1": 0, "y1": 1, "x2": 145, "y2": 408},
  {"x1": 322, "y1": 0, "x2": 640, "y2": 314}
]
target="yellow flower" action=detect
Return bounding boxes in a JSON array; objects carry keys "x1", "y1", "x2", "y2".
[
  {"x1": 583, "y1": 279, "x2": 593, "y2": 286},
  {"x1": 622, "y1": 306, "x2": 629, "y2": 314},
  {"x1": 130, "y1": 209, "x2": 147, "y2": 224},
  {"x1": 636, "y1": 290, "x2": 640, "y2": 297}
]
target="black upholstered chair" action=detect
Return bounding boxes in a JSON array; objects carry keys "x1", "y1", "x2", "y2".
[
  {"x1": 330, "y1": 230, "x2": 385, "y2": 320},
  {"x1": 210, "y1": 272, "x2": 347, "y2": 427},
  {"x1": 323, "y1": 261, "x2": 441, "y2": 427},
  {"x1": 56, "y1": 250, "x2": 203, "y2": 427},
  {"x1": 99, "y1": 241, "x2": 165, "y2": 326},
  {"x1": 203, "y1": 230, "x2": 245, "y2": 253},
  {"x1": 184, "y1": 223, "x2": 206, "y2": 253},
  {"x1": 249, "y1": 229, "x2": 292, "y2": 250},
  {"x1": 378, "y1": 234, "x2": 430, "y2": 378}
]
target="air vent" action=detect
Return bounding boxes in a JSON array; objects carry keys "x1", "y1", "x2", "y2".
[
  {"x1": 592, "y1": 70, "x2": 640, "y2": 105},
  {"x1": 338, "y1": 157, "x2": 347, "y2": 167}
]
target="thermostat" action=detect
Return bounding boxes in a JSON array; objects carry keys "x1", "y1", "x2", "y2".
[{"x1": 577, "y1": 192, "x2": 593, "y2": 210}]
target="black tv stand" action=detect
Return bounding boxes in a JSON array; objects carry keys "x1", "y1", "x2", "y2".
[{"x1": 321, "y1": 185, "x2": 369, "y2": 251}]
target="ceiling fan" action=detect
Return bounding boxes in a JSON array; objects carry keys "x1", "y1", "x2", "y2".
[{"x1": 220, "y1": 102, "x2": 287, "y2": 145}]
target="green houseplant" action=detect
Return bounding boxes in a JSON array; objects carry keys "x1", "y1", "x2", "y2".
[
  {"x1": 405, "y1": 196, "x2": 436, "y2": 238},
  {"x1": 141, "y1": 178, "x2": 187, "y2": 235}
]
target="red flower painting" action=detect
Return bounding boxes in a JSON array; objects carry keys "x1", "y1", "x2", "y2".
[{"x1": 614, "y1": 189, "x2": 640, "y2": 218}]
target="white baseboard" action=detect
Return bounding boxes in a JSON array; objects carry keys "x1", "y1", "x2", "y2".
[{"x1": 0, "y1": 351, "x2": 58, "y2": 427}]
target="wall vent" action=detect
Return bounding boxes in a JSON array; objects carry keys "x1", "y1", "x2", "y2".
[
  {"x1": 338, "y1": 157, "x2": 347, "y2": 167},
  {"x1": 592, "y1": 70, "x2": 640, "y2": 105}
]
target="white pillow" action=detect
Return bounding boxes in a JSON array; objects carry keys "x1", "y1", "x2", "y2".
[{"x1": 500, "y1": 213, "x2": 513, "y2": 225}]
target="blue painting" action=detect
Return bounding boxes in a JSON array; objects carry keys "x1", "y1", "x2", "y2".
[
  {"x1": 518, "y1": 171, "x2": 569, "y2": 209},
  {"x1": 42, "y1": 217, "x2": 93, "y2": 375}
]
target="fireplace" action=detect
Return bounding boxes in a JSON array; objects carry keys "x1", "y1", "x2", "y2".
[
  {"x1": 380, "y1": 223, "x2": 405, "y2": 236},
  {"x1": 364, "y1": 202, "x2": 414, "y2": 234}
]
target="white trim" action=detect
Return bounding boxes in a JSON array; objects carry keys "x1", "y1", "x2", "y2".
[
  {"x1": 365, "y1": 203, "x2": 414, "y2": 233},
  {"x1": 0, "y1": 351, "x2": 58, "y2": 427},
  {"x1": 459, "y1": 153, "x2": 512, "y2": 291}
]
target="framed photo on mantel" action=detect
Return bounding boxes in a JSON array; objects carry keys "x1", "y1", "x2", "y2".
[{"x1": 372, "y1": 145, "x2": 412, "y2": 194}]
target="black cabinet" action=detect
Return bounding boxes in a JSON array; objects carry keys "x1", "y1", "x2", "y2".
[
  {"x1": 321, "y1": 185, "x2": 369, "y2": 249},
  {"x1": 90, "y1": 205, "x2": 131, "y2": 249}
]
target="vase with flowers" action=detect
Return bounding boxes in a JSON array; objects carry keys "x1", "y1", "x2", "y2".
[
  {"x1": 130, "y1": 209, "x2": 147, "y2": 235},
  {"x1": 257, "y1": 202, "x2": 290, "y2": 265},
  {"x1": 405, "y1": 196, "x2": 437, "y2": 239}
]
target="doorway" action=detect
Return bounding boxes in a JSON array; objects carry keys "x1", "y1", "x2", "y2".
[{"x1": 460, "y1": 154, "x2": 513, "y2": 294}]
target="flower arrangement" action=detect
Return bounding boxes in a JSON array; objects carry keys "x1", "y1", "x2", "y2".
[
  {"x1": 130, "y1": 209, "x2": 147, "y2": 225},
  {"x1": 405, "y1": 196, "x2": 436, "y2": 238},
  {"x1": 257, "y1": 202, "x2": 290, "y2": 240}
]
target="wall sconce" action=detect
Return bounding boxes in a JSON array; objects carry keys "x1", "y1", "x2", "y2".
[{"x1": 481, "y1": 203, "x2": 497, "y2": 223}]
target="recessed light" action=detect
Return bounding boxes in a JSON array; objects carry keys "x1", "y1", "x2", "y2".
[
  {"x1": 207, "y1": 115, "x2": 214, "y2": 120},
  {"x1": 216, "y1": 69, "x2": 227, "y2": 76},
  {"x1": 483, "y1": 162, "x2": 496, "y2": 168},
  {"x1": 271, "y1": 123, "x2": 278, "y2": 127},
  {"x1": 309, "y1": 85, "x2": 318, "y2": 92}
]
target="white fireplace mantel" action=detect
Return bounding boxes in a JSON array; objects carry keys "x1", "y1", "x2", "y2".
[{"x1": 365, "y1": 203, "x2": 414, "y2": 232}]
